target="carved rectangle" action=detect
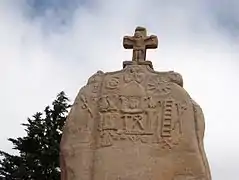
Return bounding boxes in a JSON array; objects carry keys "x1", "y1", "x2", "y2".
[{"x1": 163, "y1": 121, "x2": 171, "y2": 126}]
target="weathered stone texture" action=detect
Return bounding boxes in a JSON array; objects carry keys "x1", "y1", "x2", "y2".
[{"x1": 60, "y1": 27, "x2": 211, "y2": 180}]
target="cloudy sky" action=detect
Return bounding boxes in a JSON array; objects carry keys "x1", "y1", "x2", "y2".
[{"x1": 1, "y1": 0, "x2": 239, "y2": 179}]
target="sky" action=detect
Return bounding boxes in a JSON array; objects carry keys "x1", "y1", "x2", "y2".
[{"x1": 1, "y1": 0, "x2": 239, "y2": 179}]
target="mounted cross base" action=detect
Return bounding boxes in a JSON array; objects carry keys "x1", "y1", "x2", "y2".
[{"x1": 123, "y1": 60, "x2": 153, "y2": 69}]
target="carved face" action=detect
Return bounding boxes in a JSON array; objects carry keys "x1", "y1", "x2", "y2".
[
  {"x1": 134, "y1": 31, "x2": 143, "y2": 38},
  {"x1": 129, "y1": 97, "x2": 140, "y2": 109}
]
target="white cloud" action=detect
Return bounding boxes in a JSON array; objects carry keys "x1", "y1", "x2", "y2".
[{"x1": 1, "y1": 0, "x2": 239, "y2": 179}]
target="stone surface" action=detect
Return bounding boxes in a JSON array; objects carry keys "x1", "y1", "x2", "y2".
[{"x1": 60, "y1": 27, "x2": 211, "y2": 180}]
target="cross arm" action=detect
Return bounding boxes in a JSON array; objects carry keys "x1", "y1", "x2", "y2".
[
  {"x1": 123, "y1": 36, "x2": 135, "y2": 49},
  {"x1": 145, "y1": 35, "x2": 158, "y2": 49}
]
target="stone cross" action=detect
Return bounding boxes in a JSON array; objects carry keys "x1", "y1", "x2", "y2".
[{"x1": 123, "y1": 26, "x2": 158, "y2": 62}]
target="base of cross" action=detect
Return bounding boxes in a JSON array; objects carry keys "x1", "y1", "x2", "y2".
[{"x1": 123, "y1": 60, "x2": 153, "y2": 69}]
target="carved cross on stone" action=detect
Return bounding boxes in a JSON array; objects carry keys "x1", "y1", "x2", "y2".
[{"x1": 123, "y1": 26, "x2": 158, "y2": 63}]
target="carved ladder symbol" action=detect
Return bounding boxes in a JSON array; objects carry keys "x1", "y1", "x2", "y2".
[{"x1": 161, "y1": 100, "x2": 173, "y2": 137}]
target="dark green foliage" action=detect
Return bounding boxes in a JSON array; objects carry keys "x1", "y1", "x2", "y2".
[{"x1": 0, "y1": 91, "x2": 71, "y2": 180}]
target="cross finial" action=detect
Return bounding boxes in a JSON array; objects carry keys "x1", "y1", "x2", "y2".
[{"x1": 123, "y1": 27, "x2": 158, "y2": 64}]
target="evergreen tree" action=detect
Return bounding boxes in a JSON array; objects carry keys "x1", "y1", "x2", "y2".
[{"x1": 0, "y1": 91, "x2": 71, "y2": 180}]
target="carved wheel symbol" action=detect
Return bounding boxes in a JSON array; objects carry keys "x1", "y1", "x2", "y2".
[
  {"x1": 147, "y1": 77, "x2": 171, "y2": 95},
  {"x1": 106, "y1": 77, "x2": 120, "y2": 89}
]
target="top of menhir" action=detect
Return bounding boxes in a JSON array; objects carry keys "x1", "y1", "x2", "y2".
[
  {"x1": 60, "y1": 26, "x2": 212, "y2": 180},
  {"x1": 123, "y1": 26, "x2": 158, "y2": 69}
]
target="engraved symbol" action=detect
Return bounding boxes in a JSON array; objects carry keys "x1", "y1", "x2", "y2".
[
  {"x1": 100, "y1": 131, "x2": 113, "y2": 147},
  {"x1": 173, "y1": 101, "x2": 188, "y2": 134},
  {"x1": 161, "y1": 99, "x2": 173, "y2": 137},
  {"x1": 124, "y1": 67, "x2": 144, "y2": 83},
  {"x1": 98, "y1": 95, "x2": 118, "y2": 112},
  {"x1": 92, "y1": 83, "x2": 100, "y2": 93},
  {"x1": 147, "y1": 76, "x2": 171, "y2": 95},
  {"x1": 91, "y1": 96, "x2": 98, "y2": 103},
  {"x1": 106, "y1": 95, "x2": 118, "y2": 111},
  {"x1": 129, "y1": 97, "x2": 140, "y2": 109},
  {"x1": 120, "y1": 96, "x2": 143, "y2": 114},
  {"x1": 106, "y1": 77, "x2": 120, "y2": 89},
  {"x1": 98, "y1": 96, "x2": 108, "y2": 112},
  {"x1": 128, "y1": 135, "x2": 139, "y2": 142},
  {"x1": 132, "y1": 114, "x2": 144, "y2": 131},
  {"x1": 155, "y1": 135, "x2": 181, "y2": 149},
  {"x1": 144, "y1": 96, "x2": 156, "y2": 108},
  {"x1": 87, "y1": 70, "x2": 104, "y2": 93},
  {"x1": 80, "y1": 95, "x2": 93, "y2": 118},
  {"x1": 98, "y1": 112, "x2": 121, "y2": 147},
  {"x1": 147, "y1": 110, "x2": 161, "y2": 141},
  {"x1": 119, "y1": 96, "x2": 128, "y2": 110},
  {"x1": 121, "y1": 114, "x2": 130, "y2": 131},
  {"x1": 157, "y1": 138, "x2": 176, "y2": 150},
  {"x1": 100, "y1": 113, "x2": 118, "y2": 130}
]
